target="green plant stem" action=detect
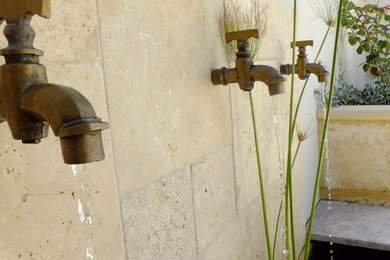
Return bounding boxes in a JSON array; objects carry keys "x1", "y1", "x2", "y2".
[
  {"x1": 285, "y1": 0, "x2": 298, "y2": 258},
  {"x1": 304, "y1": 1, "x2": 344, "y2": 259},
  {"x1": 249, "y1": 92, "x2": 272, "y2": 260},
  {"x1": 272, "y1": 201, "x2": 283, "y2": 260},
  {"x1": 314, "y1": 26, "x2": 331, "y2": 63},
  {"x1": 292, "y1": 141, "x2": 302, "y2": 168}
]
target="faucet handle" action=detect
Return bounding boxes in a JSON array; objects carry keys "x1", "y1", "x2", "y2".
[
  {"x1": 225, "y1": 29, "x2": 259, "y2": 43},
  {"x1": 0, "y1": 0, "x2": 51, "y2": 21},
  {"x1": 290, "y1": 40, "x2": 313, "y2": 49}
]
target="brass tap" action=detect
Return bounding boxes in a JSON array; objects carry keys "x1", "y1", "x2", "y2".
[
  {"x1": 211, "y1": 29, "x2": 285, "y2": 95},
  {"x1": 280, "y1": 40, "x2": 329, "y2": 82},
  {"x1": 0, "y1": 0, "x2": 108, "y2": 164}
]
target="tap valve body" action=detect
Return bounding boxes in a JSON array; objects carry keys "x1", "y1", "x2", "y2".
[{"x1": 211, "y1": 29, "x2": 285, "y2": 95}]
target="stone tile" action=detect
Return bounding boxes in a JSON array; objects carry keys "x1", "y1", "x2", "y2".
[
  {"x1": 312, "y1": 201, "x2": 390, "y2": 251},
  {"x1": 121, "y1": 167, "x2": 196, "y2": 259},
  {"x1": 199, "y1": 197, "x2": 266, "y2": 259},
  {"x1": 96, "y1": 0, "x2": 233, "y2": 196},
  {"x1": 191, "y1": 145, "x2": 236, "y2": 252},
  {"x1": 31, "y1": 0, "x2": 101, "y2": 62}
]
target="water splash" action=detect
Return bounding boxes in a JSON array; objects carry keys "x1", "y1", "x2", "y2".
[{"x1": 71, "y1": 165, "x2": 96, "y2": 260}]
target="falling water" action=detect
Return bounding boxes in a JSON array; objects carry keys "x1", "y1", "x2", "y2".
[
  {"x1": 271, "y1": 97, "x2": 288, "y2": 259},
  {"x1": 71, "y1": 165, "x2": 96, "y2": 260},
  {"x1": 320, "y1": 83, "x2": 334, "y2": 260}
]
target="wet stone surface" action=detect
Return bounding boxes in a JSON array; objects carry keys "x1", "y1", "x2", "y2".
[{"x1": 312, "y1": 200, "x2": 390, "y2": 251}]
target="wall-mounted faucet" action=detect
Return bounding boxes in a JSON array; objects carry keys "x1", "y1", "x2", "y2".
[
  {"x1": 280, "y1": 40, "x2": 329, "y2": 82},
  {"x1": 0, "y1": 0, "x2": 108, "y2": 164},
  {"x1": 211, "y1": 29, "x2": 285, "y2": 95}
]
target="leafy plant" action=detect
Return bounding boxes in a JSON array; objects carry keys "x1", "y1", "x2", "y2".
[
  {"x1": 317, "y1": 83, "x2": 390, "y2": 106},
  {"x1": 341, "y1": 0, "x2": 390, "y2": 85}
]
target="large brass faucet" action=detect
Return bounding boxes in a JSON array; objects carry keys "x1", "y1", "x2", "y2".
[
  {"x1": 211, "y1": 29, "x2": 285, "y2": 95},
  {"x1": 0, "y1": 0, "x2": 108, "y2": 164},
  {"x1": 280, "y1": 40, "x2": 329, "y2": 82}
]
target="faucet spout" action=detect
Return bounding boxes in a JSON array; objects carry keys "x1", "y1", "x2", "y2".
[
  {"x1": 20, "y1": 84, "x2": 108, "y2": 164},
  {"x1": 306, "y1": 63, "x2": 329, "y2": 83},
  {"x1": 250, "y1": 65, "x2": 286, "y2": 95}
]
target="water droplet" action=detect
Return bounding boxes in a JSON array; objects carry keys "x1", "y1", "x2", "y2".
[
  {"x1": 281, "y1": 226, "x2": 287, "y2": 234},
  {"x1": 86, "y1": 248, "x2": 94, "y2": 259},
  {"x1": 71, "y1": 164, "x2": 78, "y2": 176},
  {"x1": 78, "y1": 199, "x2": 85, "y2": 223},
  {"x1": 282, "y1": 249, "x2": 289, "y2": 255}
]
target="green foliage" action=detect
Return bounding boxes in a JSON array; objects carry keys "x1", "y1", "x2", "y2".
[
  {"x1": 315, "y1": 82, "x2": 390, "y2": 106},
  {"x1": 335, "y1": 83, "x2": 390, "y2": 105},
  {"x1": 341, "y1": 0, "x2": 390, "y2": 85}
]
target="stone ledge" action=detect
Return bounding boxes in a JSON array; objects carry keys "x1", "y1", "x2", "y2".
[
  {"x1": 317, "y1": 105, "x2": 390, "y2": 121},
  {"x1": 320, "y1": 188, "x2": 390, "y2": 207}
]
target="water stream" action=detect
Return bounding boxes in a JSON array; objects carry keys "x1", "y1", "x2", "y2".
[
  {"x1": 271, "y1": 97, "x2": 288, "y2": 259},
  {"x1": 320, "y1": 83, "x2": 334, "y2": 260},
  {"x1": 71, "y1": 165, "x2": 96, "y2": 260}
]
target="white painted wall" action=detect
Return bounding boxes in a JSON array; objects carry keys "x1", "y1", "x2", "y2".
[{"x1": 297, "y1": 0, "x2": 336, "y2": 221}]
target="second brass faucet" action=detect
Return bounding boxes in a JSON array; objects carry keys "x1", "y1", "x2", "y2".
[{"x1": 280, "y1": 40, "x2": 328, "y2": 83}]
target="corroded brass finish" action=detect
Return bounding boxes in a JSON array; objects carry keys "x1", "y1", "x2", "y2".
[
  {"x1": 0, "y1": 0, "x2": 108, "y2": 164},
  {"x1": 211, "y1": 29, "x2": 285, "y2": 95},
  {"x1": 0, "y1": 0, "x2": 50, "y2": 21},
  {"x1": 280, "y1": 40, "x2": 329, "y2": 82}
]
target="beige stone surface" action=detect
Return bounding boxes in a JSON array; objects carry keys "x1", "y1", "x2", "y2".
[
  {"x1": 199, "y1": 197, "x2": 265, "y2": 259},
  {"x1": 0, "y1": 129, "x2": 124, "y2": 260},
  {"x1": 318, "y1": 112, "x2": 390, "y2": 205},
  {"x1": 198, "y1": 195, "x2": 292, "y2": 259},
  {"x1": 256, "y1": 0, "x2": 294, "y2": 61},
  {"x1": 121, "y1": 167, "x2": 196, "y2": 259},
  {"x1": 191, "y1": 145, "x2": 236, "y2": 252},
  {"x1": 96, "y1": 0, "x2": 233, "y2": 196},
  {"x1": 32, "y1": 0, "x2": 101, "y2": 62}
]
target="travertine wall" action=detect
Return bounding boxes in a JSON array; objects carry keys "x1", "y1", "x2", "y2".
[{"x1": 0, "y1": 0, "x2": 305, "y2": 259}]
